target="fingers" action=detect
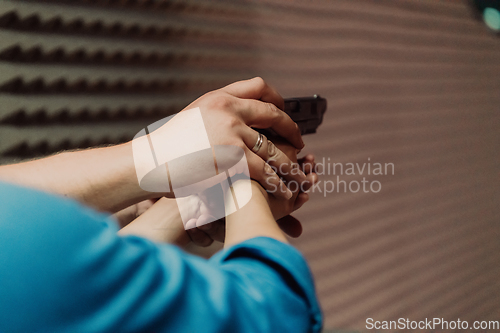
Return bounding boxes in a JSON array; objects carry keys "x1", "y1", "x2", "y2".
[
  {"x1": 197, "y1": 218, "x2": 225, "y2": 243},
  {"x1": 293, "y1": 192, "x2": 309, "y2": 211},
  {"x1": 301, "y1": 172, "x2": 318, "y2": 193},
  {"x1": 187, "y1": 228, "x2": 214, "y2": 247},
  {"x1": 266, "y1": 139, "x2": 306, "y2": 183},
  {"x1": 240, "y1": 129, "x2": 307, "y2": 185},
  {"x1": 185, "y1": 212, "x2": 225, "y2": 246},
  {"x1": 297, "y1": 154, "x2": 318, "y2": 193},
  {"x1": 246, "y1": 152, "x2": 293, "y2": 199},
  {"x1": 276, "y1": 215, "x2": 303, "y2": 238},
  {"x1": 237, "y1": 98, "x2": 304, "y2": 149},
  {"x1": 220, "y1": 77, "x2": 303, "y2": 150},
  {"x1": 298, "y1": 154, "x2": 316, "y2": 174},
  {"x1": 220, "y1": 77, "x2": 285, "y2": 110}
]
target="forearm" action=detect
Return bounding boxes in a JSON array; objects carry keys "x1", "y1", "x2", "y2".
[
  {"x1": 224, "y1": 181, "x2": 288, "y2": 248},
  {"x1": 118, "y1": 197, "x2": 190, "y2": 246},
  {"x1": 0, "y1": 142, "x2": 155, "y2": 213}
]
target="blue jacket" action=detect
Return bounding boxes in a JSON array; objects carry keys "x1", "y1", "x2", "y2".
[{"x1": 0, "y1": 181, "x2": 322, "y2": 332}]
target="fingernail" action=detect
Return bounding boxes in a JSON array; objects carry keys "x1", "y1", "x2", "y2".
[
  {"x1": 285, "y1": 188, "x2": 293, "y2": 199},
  {"x1": 267, "y1": 140, "x2": 276, "y2": 156}
]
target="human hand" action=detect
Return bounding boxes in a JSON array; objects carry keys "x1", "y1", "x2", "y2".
[
  {"x1": 117, "y1": 145, "x2": 316, "y2": 246},
  {"x1": 176, "y1": 146, "x2": 317, "y2": 243},
  {"x1": 178, "y1": 136, "x2": 318, "y2": 241},
  {"x1": 124, "y1": 77, "x2": 316, "y2": 245},
  {"x1": 117, "y1": 196, "x2": 225, "y2": 247},
  {"x1": 175, "y1": 186, "x2": 226, "y2": 247},
  {"x1": 180, "y1": 77, "x2": 307, "y2": 199},
  {"x1": 185, "y1": 147, "x2": 319, "y2": 240},
  {"x1": 118, "y1": 197, "x2": 190, "y2": 246}
]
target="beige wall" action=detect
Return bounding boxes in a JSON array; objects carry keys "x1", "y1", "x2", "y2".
[{"x1": 253, "y1": 0, "x2": 500, "y2": 330}]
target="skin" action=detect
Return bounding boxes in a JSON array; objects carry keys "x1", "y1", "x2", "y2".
[
  {"x1": 119, "y1": 139, "x2": 319, "y2": 247},
  {"x1": 0, "y1": 77, "x2": 317, "y2": 246},
  {"x1": 118, "y1": 180, "x2": 291, "y2": 250},
  {"x1": 0, "y1": 77, "x2": 304, "y2": 214},
  {"x1": 224, "y1": 180, "x2": 289, "y2": 247}
]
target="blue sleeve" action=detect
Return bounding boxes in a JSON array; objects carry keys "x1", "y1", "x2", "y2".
[{"x1": 0, "y1": 182, "x2": 322, "y2": 333}]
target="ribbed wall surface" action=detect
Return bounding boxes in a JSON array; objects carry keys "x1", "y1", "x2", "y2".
[
  {"x1": 0, "y1": 0, "x2": 259, "y2": 162},
  {"x1": 253, "y1": 0, "x2": 500, "y2": 330},
  {"x1": 1, "y1": 0, "x2": 499, "y2": 331}
]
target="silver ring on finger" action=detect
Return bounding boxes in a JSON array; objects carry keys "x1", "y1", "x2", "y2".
[{"x1": 252, "y1": 133, "x2": 265, "y2": 153}]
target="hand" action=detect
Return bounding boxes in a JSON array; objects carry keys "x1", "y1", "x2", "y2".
[
  {"x1": 117, "y1": 196, "x2": 225, "y2": 247},
  {"x1": 261, "y1": 138, "x2": 319, "y2": 237},
  {"x1": 274, "y1": 154, "x2": 317, "y2": 238},
  {"x1": 181, "y1": 77, "x2": 307, "y2": 199},
  {"x1": 118, "y1": 197, "x2": 190, "y2": 246},
  {"x1": 179, "y1": 138, "x2": 318, "y2": 242},
  {"x1": 176, "y1": 187, "x2": 226, "y2": 247},
  {"x1": 117, "y1": 139, "x2": 317, "y2": 246}
]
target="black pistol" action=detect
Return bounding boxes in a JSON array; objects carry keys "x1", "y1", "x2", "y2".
[
  {"x1": 284, "y1": 95, "x2": 327, "y2": 135},
  {"x1": 257, "y1": 95, "x2": 327, "y2": 137}
]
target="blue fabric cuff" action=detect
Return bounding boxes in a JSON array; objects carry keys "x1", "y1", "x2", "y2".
[{"x1": 210, "y1": 237, "x2": 323, "y2": 333}]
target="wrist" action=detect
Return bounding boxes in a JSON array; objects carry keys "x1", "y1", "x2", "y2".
[
  {"x1": 119, "y1": 197, "x2": 190, "y2": 246},
  {"x1": 250, "y1": 180, "x2": 270, "y2": 203},
  {"x1": 224, "y1": 179, "x2": 269, "y2": 209},
  {"x1": 92, "y1": 141, "x2": 161, "y2": 212},
  {"x1": 224, "y1": 179, "x2": 287, "y2": 248}
]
